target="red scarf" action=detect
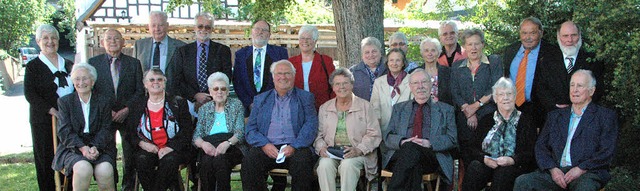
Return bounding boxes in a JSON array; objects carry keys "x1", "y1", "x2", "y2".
[{"x1": 387, "y1": 71, "x2": 407, "y2": 99}]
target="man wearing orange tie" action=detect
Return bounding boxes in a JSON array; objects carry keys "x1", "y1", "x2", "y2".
[{"x1": 502, "y1": 17, "x2": 564, "y2": 129}]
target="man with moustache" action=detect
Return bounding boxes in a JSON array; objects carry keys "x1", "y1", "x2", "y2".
[
  {"x1": 233, "y1": 20, "x2": 289, "y2": 118},
  {"x1": 89, "y1": 29, "x2": 144, "y2": 190},
  {"x1": 133, "y1": 11, "x2": 185, "y2": 93},
  {"x1": 382, "y1": 69, "x2": 457, "y2": 190},
  {"x1": 502, "y1": 17, "x2": 563, "y2": 129},
  {"x1": 172, "y1": 12, "x2": 232, "y2": 116},
  {"x1": 514, "y1": 70, "x2": 617, "y2": 191},
  {"x1": 537, "y1": 21, "x2": 605, "y2": 110}
]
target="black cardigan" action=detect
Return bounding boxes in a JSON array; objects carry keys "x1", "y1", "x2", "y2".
[{"x1": 24, "y1": 57, "x2": 73, "y2": 123}]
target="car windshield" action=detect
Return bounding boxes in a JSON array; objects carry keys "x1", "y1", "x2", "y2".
[{"x1": 24, "y1": 48, "x2": 38, "y2": 54}]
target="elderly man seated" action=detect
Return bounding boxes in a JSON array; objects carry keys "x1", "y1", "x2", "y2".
[
  {"x1": 383, "y1": 69, "x2": 457, "y2": 190},
  {"x1": 241, "y1": 60, "x2": 318, "y2": 191},
  {"x1": 514, "y1": 69, "x2": 618, "y2": 191}
]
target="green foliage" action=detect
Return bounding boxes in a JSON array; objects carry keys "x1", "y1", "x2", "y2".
[
  {"x1": 166, "y1": 0, "x2": 233, "y2": 19},
  {"x1": 52, "y1": 0, "x2": 76, "y2": 47},
  {"x1": 0, "y1": 0, "x2": 51, "y2": 56},
  {"x1": 284, "y1": 0, "x2": 333, "y2": 24},
  {"x1": 393, "y1": 27, "x2": 439, "y2": 63},
  {"x1": 0, "y1": 49, "x2": 8, "y2": 60},
  {"x1": 606, "y1": 167, "x2": 640, "y2": 190},
  {"x1": 237, "y1": 0, "x2": 295, "y2": 24}
]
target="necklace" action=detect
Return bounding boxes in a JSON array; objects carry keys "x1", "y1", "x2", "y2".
[{"x1": 148, "y1": 98, "x2": 164, "y2": 105}]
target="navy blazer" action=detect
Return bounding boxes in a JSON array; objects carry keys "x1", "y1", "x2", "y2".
[
  {"x1": 244, "y1": 88, "x2": 318, "y2": 149},
  {"x1": 535, "y1": 102, "x2": 618, "y2": 183},
  {"x1": 172, "y1": 40, "x2": 232, "y2": 101},
  {"x1": 233, "y1": 44, "x2": 289, "y2": 114},
  {"x1": 89, "y1": 54, "x2": 144, "y2": 111}
]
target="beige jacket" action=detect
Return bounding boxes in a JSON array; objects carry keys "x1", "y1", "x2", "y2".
[
  {"x1": 370, "y1": 75, "x2": 412, "y2": 132},
  {"x1": 314, "y1": 95, "x2": 382, "y2": 180}
]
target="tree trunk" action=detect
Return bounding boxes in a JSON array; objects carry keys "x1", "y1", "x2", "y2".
[{"x1": 331, "y1": 0, "x2": 384, "y2": 68}]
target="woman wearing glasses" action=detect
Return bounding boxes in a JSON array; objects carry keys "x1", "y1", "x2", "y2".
[
  {"x1": 193, "y1": 72, "x2": 245, "y2": 191},
  {"x1": 129, "y1": 68, "x2": 194, "y2": 190}
]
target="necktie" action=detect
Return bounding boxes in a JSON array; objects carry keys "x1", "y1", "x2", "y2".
[
  {"x1": 153, "y1": 42, "x2": 161, "y2": 69},
  {"x1": 254, "y1": 48, "x2": 263, "y2": 91},
  {"x1": 566, "y1": 57, "x2": 574, "y2": 73},
  {"x1": 412, "y1": 103, "x2": 424, "y2": 138},
  {"x1": 110, "y1": 57, "x2": 120, "y2": 95},
  {"x1": 197, "y1": 43, "x2": 208, "y2": 92},
  {"x1": 515, "y1": 49, "x2": 530, "y2": 107}
]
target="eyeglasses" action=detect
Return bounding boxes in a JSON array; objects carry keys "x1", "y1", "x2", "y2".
[
  {"x1": 197, "y1": 25, "x2": 212, "y2": 30},
  {"x1": 253, "y1": 27, "x2": 270, "y2": 33},
  {"x1": 147, "y1": 78, "x2": 165, "y2": 83},
  {"x1": 211, "y1": 87, "x2": 228, "y2": 91},
  {"x1": 299, "y1": 37, "x2": 314, "y2": 41},
  {"x1": 391, "y1": 42, "x2": 406, "y2": 46},
  {"x1": 410, "y1": 80, "x2": 431, "y2": 86}
]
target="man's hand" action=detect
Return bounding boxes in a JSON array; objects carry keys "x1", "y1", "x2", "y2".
[
  {"x1": 200, "y1": 142, "x2": 217, "y2": 156},
  {"x1": 112, "y1": 107, "x2": 129, "y2": 123},
  {"x1": 556, "y1": 104, "x2": 570, "y2": 109},
  {"x1": 483, "y1": 157, "x2": 498, "y2": 169},
  {"x1": 564, "y1": 167, "x2": 587, "y2": 184},
  {"x1": 158, "y1": 147, "x2": 174, "y2": 159},
  {"x1": 411, "y1": 138, "x2": 431, "y2": 148},
  {"x1": 282, "y1": 145, "x2": 295, "y2": 157},
  {"x1": 550, "y1": 168, "x2": 568, "y2": 189},
  {"x1": 216, "y1": 141, "x2": 231, "y2": 156},
  {"x1": 343, "y1": 146, "x2": 363, "y2": 158},
  {"x1": 495, "y1": 156, "x2": 515, "y2": 166},
  {"x1": 139, "y1": 141, "x2": 159, "y2": 154},
  {"x1": 262, "y1": 143, "x2": 279, "y2": 159},
  {"x1": 464, "y1": 102, "x2": 480, "y2": 117},
  {"x1": 467, "y1": 114, "x2": 478, "y2": 130},
  {"x1": 401, "y1": 136, "x2": 418, "y2": 145}
]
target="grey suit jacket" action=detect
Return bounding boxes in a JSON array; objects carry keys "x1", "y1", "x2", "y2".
[
  {"x1": 383, "y1": 99, "x2": 457, "y2": 183},
  {"x1": 133, "y1": 36, "x2": 185, "y2": 72}
]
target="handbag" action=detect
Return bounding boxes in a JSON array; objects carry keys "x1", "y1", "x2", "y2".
[{"x1": 201, "y1": 132, "x2": 234, "y2": 147}]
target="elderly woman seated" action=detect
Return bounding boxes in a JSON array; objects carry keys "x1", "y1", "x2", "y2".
[
  {"x1": 52, "y1": 63, "x2": 116, "y2": 190},
  {"x1": 461, "y1": 77, "x2": 537, "y2": 191},
  {"x1": 130, "y1": 68, "x2": 194, "y2": 191},
  {"x1": 193, "y1": 72, "x2": 245, "y2": 191},
  {"x1": 315, "y1": 68, "x2": 382, "y2": 191}
]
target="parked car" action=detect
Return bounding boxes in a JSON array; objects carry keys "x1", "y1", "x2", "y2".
[{"x1": 19, "y1": 47, "x2": 38, "y2": 66}]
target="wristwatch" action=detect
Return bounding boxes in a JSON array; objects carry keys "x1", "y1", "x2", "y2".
[{"x1": 477, "y1": 100, "x2": 484, "y2": 107}]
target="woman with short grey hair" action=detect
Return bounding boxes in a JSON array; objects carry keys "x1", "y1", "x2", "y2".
[
  {"x1": 290, "y1": 25, "x2": 335, "y2": 109},
  {"x1": 409, "y1": 37, "x2": 453, "y2": 105},
  {"x1": 461, "y1": 77, "x2": 537, "y2": 191},
  {"x1": 349, "y1": 36, "x2": 388, "y2": 101},
  {"x1": 24, "y1": 23, "x2": 75, "y2": 190}
]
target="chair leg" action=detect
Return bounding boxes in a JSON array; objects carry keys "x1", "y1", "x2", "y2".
[
  {"x1": 184, "y1": 166, "x2": 190, "y2": 191},
  {"x1": 62, "y1": 176, "x2": 69, "y2": 191},
  {"x1": 133, "y1": 172, "x2": 139, "y2": 191}
]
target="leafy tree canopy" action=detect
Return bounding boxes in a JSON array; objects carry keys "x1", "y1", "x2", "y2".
[{"x1": 0, "y1": 0, "x2": 52, "y2": 56}]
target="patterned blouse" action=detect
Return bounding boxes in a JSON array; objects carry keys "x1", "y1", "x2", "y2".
[{"x1": 192, "y1": 97, "x2": 245, "y2": 143}]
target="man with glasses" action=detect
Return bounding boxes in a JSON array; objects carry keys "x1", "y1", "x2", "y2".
[
  {"x1": 233, "y1": 20, "x2": 289, "y2": 119},
  {"x1": 172, "y1": 12, "x2": 232, "y2": 116},
  {"x1": 388, "y1": 32, "x2": 418, "y2": 72},
  {"x1": 88, "y1": 29, "x2": 144, "y2": 191},
  {"x1": 438, "y1": 21, "x2": 466, "y2": 67},
  {"x1": 382, "y1": 69, "x2": 457, "y2": 190},
  {"x1": 241, "y1": 60, "x2": 318, "y2": 191}
]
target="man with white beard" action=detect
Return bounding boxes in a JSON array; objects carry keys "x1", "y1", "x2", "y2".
[{"x1": 556, "y1": 21, "x2": 604, "y2": 103}]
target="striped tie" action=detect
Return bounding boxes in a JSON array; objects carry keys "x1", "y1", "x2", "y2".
[
  {"x1": 566, "y1": 57, "x2": 574, "y2": 73},
  {"x1": 515, "y1": 49, "x2": 530, "y2": 107}
]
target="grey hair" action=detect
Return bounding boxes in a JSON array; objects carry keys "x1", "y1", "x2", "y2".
[
  {"x1": 521, "y1": 17, "x2": 543, "y2": 32},
  {"x1": 149, "y1": 11, "x2": 168, "y2": 23},
  {"x1": 71, "y1": 63, "x2": 98, "y2": 82},
  {"x1": 438, "y1": 21, "x2": 458, "y2": 36},
  {"x1": 389, "y1": 32, "x2": 408, "y2": 44},
  {"x1": 270, "y1": 59, "x2": 296, "y2": 76},
  {"x1": 492, "y1": 77, "x2": 517, "y2": 99},
  {"x1": 420, "y1": 37, "x2": 442, "y2": 55},
  {"x1": 195, "y1": 12, "x2": 215, "y2": 26},
  {"x1": 329, "y1": 68, "x2": 355, "y2": 86},
  {"x1": 361, "y1": 37, "x2": 382, "y2": 53},
  {"x1": 572, "y1": 69, "x2": 597, "y2": 88},
  {"x1": 409, "y1": 68, "x2": 432, "y2": 84},
  {"x1": 298, "y1": 25, "x2": 319, "y2": 41},
  {"x1": 143, "y1": 68, "x2": 167, "y2": 83},
  {"x1": 460, "y1": 28, "x2": 485, "y2": 45},
  {"x1": 207, "y1": 72, "x2": 230, "y2": 89},
  {"x1": 36, "y1": 24, "x2": 59, "y2": 41}
]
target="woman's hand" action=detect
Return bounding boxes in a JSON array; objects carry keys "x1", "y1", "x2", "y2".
[
  {"x1": 483, "y1": 157, "x2": 498, "y2": 169},
  {"x1": 215, "y1": 141, "x2": 231, "y2": 156},
  {"x1": 201, "y1": 142, "x2": 217, "y2": 157},
  {"x1": 343, "y1": 146, "x2": 363, "y2": 158},
  {"x1": 496, "y1": 156, "x2": 515, "y2": 166},
  {"x1": 80, "y1": 146, "x2": 93, "y2": 160},
  {"x1": 319, "y1": 147, "x2": 329, "y2": 158},
  {"x1": 465, "y1": 102, "x2": 480, "y2": 117},
  {"x1": 48, "y1": 108, "x2": 58, "y2": 116},
  {"x1": 158, "y1": 147, "x2": 174, "y2": 159},
  {"x1": 139, "y1": 141, "x2": 159, "y2": 154},
  {"x1": 467, "y1": 114, "x2": 478, "y2": 129}
]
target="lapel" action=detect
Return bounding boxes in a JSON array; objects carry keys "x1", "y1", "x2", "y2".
[
  {"x1": 167, "y1": 37, "x2": 178, "y2": 63},
  {"x1": 71, "y1": 93, "x2": 85, "y2": 132},
  {"x1": 558, "y1": 108, "x2": 572, "y2": 142},
  {"x1": 116, "y1": 55, "x2": 127, "y2": 95},
  {"x1": 260, "y1": 90, "x2": 276, "y2": 128},
  {"x1": 429, "y1": 102, "x2": 441, "y2": 140},
  {"x1": 572, "y1": 103, "x2": 595, "y2": 139},
  {"x1": 88, "y1": 95, "x2": 98, "y2": 134},
  {"x1": 245, "y1": 48, "x2": 257, "y2": 94},
  {"x1": 206, "y1": 40, "x2": 218, "y2": 72},
  {"x1": 289, "y1": 89, "x2": 300, "y2": 129},
  {"x1": 399, "y1": 101, "x2": 414, "y2": 136},
  {"x1": 101, "y1": 55, "x2": 117, "y2": 95},
  {"x1": 186, "y1": 43, "x2": 198, "y2": 79}
]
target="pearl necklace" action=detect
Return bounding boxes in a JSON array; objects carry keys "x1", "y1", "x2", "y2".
[{"x1": 148, "y1": 98, "x2": 164, "y2": 105}]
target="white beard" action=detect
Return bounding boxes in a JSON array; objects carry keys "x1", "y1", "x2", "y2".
[{"x1": 558, "y1": 37, "x2": 582, "y2": 57}]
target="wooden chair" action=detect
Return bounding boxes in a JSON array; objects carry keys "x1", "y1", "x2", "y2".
[
  {"x1": 52, "y1": 116, "x2": 69, "y2": 191},
  {"x1": 380, "y1": 169, "x2": 441, "y2": 191},
  {"x1": 133, "y1": 163, "x2": 191, "y2": 191},
  {"x1": 197, "y1": 164, "x2": 242, "y2": 191}
]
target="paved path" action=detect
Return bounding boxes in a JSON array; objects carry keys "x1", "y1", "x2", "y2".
[{"x1": 0, "y1": 78, "x2": 33, "y2": 156}]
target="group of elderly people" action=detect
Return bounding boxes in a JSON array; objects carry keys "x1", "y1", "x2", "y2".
[{"x1": 26, "y1": 12, "x2": 615, "y2": 191}]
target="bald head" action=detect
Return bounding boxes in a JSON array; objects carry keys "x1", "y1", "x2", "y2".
[{"x1": 557, "y1": 21, "x2": 583, "y2": 56}]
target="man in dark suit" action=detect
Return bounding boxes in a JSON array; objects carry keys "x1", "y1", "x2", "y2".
[
  {"x1": 383, "y1": 69, "x2": 457, "y2": 190},
  {"x1": 538, "y1": 20, "x2": 605, "y2": 108},
  {"x1": 241, "y1": 60, "x2": 318, "y2": 191},
  {"x1": 502, "y1": 17, "x2": 564, "y2": 128},
  {"x1": 172, "y1": 12, "x2": 232, "y2": 115},
  {"x1": 133, "y1": 11, "x2": 185, "y2": 92},
  {"x1": 233, "y1": 19, "x2": 289, "y2": 118},
  {"x1": 88, "y1": 29, "x2": 144, "y2": 191},
  {"x1": 514, "y1": 70, "x2": 617, "y2": 191}
]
